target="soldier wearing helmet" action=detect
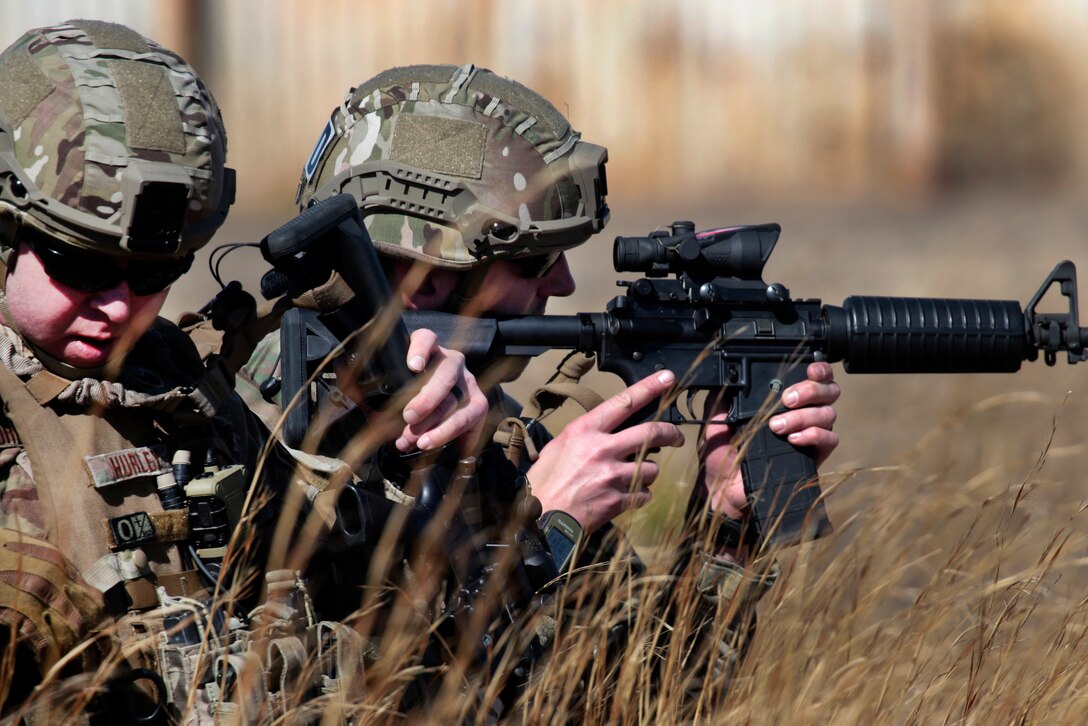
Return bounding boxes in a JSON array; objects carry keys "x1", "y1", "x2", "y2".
[
  {"x1": 0, "y1": 24, "x2": 486, "y2": 719},
  {"x1": 259, "y1": 63, "x2": 839, "y2": 536},
  {"x1": 238, "y1": 64, "x2": 840, "y2": 712}
]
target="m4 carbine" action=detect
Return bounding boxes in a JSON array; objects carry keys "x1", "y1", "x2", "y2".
[{"x1": 399, "y1": 221, "x2": 1087, "y2": 548}]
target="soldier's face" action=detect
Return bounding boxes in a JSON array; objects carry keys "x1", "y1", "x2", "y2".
[
  {"x1": 5, "y1": 242, "x2": 168, "y2": 368},
  {"x1": 472, "y1": 253, "x2": 577, "y2": 316},
  {"x1": 397, "y1": 253, "x2": 577, "y2": 317}
]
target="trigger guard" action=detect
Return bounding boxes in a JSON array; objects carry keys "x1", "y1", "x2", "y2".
[{"x1": 682, "y1": 389, "x2": 699, "y2": 420}]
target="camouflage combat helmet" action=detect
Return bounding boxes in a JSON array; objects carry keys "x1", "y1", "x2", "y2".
[
  {"x1": 296, "y1": 63, "x2": 609, "y2": 270},
  {"x1": 0, "y1": 19, "x2": 235, "y2": 264}
]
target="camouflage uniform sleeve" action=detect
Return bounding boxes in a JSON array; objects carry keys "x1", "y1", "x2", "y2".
[
  {"x1": 234, "y1": 330, "x2": 287, "y2": 435},
  {"x1": 0, "y1": 528, "x2": 107, "y2": 711},
  {"x1": 0, "y1": 446, "x2": 48, "y2": 540}
]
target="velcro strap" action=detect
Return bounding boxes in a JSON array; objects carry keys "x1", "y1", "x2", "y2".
[
  {"x1": 157, "y1": 570, "x2": 204, "y2": 600},
  {"x1": 103, "y1": 510, "x2": 190, "y2": 549},
  {"x1": 83, "y1": 549, "x2": 152, "y2": 595},
  {"x1": 282, "y1": 445, "x2": 352, "y2": 495},
  {"x1": 527, "y1": 380, "x2": 605, "y2": 417},
  {"x1": 124, "y1": 578, "x2": 159, "y2": 611},
  {"x1": 492, "y1": 416, "x2": 537, "y2": 469},
  {"x1": 266, "y1": 636, "x2": 309, "y2": 697},
  {"x1": 292, "y1": 271, "x2": 355, "y2": 313},
  {"x1": 123, "y1": 568, "x2": 204, "y2": 611},
  {"x1": 495, "y1": 351, "x2": 601, "y2": 466},
  {"x1": 189, "y1": 361, "x2": 233, "y2": 417},
  {"x1": 317, "y1": 620, "x2": 366, "y2": 696},
  {"x1": 211, "y1": 651, "x2": 266, "y2": 715},
  {"x1": 24, "y1": 370, "x2": 71, "y2": 405}
]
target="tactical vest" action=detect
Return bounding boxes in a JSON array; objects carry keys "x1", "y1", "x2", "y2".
[{"x1": 0, "y1": 362, "x2": 225, "y2": 613}]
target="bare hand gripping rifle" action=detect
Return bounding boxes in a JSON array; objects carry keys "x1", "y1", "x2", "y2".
[{"x1": 397, "y1": 221, "x2": 1088, "y2": 548}]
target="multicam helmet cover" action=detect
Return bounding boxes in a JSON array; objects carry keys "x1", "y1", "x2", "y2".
[
  {"x1": 296, "y1": 63, "x2": 609, "y2": 270},
  {"x1": 0, "y1": 19, "x2": 234, "y2": 263}
]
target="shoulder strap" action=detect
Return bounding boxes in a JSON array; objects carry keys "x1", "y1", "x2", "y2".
[
  {"x1": 0, "y1": 364, "x2": 78, "y2": 545},
  {"x1": 493, "y1": 351, "x2": 603, "y2": 467},
  {"x1": 178, "y1": 286, "x2": 294, "y2": 417}
]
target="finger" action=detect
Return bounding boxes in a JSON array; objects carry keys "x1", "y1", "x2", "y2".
[
  {"x1": 402, "y1": 381, "x2": 488, "y2": 452},
  {"x1": 585, "y1": 370, "x2": 676, "y2": 432},
  {"x1": 786, "y1": 428, "x2": 839, "y2": 465},
  {"x1": 608, "y1": 421, "x2": 685, "y2": 458},
  {"x1": 781, "y1": 378, "x2": 841, "y2": 409},
  {"x1": 806, "y1": 361, "x2": 836, "y2": 383},
  {"x1": 625, "y1": 487, "x2": 653, "y2": 512},
  {"x1": 398, "y1": 386, "x2": 461, "y2": 450},
  {"x1": 622, "y1": 460, "x2": 662, "y2": 491},
  {"x1": 415, "y1": 396, "x2": 489, "y2": 451},
  {"x1": 701, "y1": 416, "x2": 734, "y2": 444},
  {"x1": 769, "y1": 405, "x2": 836, "y2": 437},
  {"x1": 708, "y1": 475, "x2": 747, "y2": 518},
  {"x1": 403, "y1": 350, "x2": 466, "y2": 424},
  {"x1": 406, "y1": 328, "x2": 439, "y2": 373}
]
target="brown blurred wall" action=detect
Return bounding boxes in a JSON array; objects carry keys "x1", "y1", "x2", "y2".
[{"x1": 1, "y1": 0, "x2": 1083, "y2": 215}]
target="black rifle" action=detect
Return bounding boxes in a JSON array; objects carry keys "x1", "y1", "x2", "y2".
[{"x1": 392, "y1": 221, "x2": 1087, "y2": 547}]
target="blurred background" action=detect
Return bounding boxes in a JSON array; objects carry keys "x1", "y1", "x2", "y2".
[{"x1": 3, "y1": 0, "x2": 1088, "y2": 540}]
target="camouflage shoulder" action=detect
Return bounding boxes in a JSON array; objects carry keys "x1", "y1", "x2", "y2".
[
  {"x1": 234, "y1": 331, "x2": 283, "y2": 432},
  {"x1": 0, "y1": 448, "x2": 47, "y2": 540}
]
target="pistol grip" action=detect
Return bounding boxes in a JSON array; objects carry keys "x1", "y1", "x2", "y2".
[{"x1": 739, "y1": 418, "x2": 833, "y2": 548}]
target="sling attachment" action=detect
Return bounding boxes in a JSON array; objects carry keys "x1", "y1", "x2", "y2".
[
  {"x1": 494, "y1": 351, "x2": 602, "y2": 467},
  {"x1": 265, "y1": 636, "x2": 308, "y2": 716},
  {"x1": 316, "y1": 620, "x2": 366, "y2": 697},
  {"x1": 179, "y1": 283, "x2": 294, "y2": 417},
  {"x1": 83, "y1": 550, "x2": 204, "y2": 611}
]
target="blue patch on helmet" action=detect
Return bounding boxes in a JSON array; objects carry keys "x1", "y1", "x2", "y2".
[{"x1": 304, "y1": 119, "x2": 336, "y2": 182}]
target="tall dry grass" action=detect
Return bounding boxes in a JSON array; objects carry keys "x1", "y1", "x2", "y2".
[
  {"x1": 14, "y1": 372, "x2": 1088, "y2": 724},
  {"x1": 15, "y1": 184, "x2": 1088, "y2": 723}
]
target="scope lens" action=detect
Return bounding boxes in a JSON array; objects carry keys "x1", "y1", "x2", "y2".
[{"x1": 613, "y1": 236, "x2": 667, "y2": 272}]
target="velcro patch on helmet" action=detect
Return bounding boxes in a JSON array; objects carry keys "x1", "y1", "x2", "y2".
[
  {"x1": 470, "y1": 73, "x2": 570, "y2": 140},
  {"x1": 390, "y1": 115, "x2": 486, "y2": 179},
  {"x1": 110, "y1": 59, "x2": 186, "y2": 154},
  {"x1": 71, "y1": 19, "x2": 150, "y2": 55},
  {"x1": 366, "y1": 64, "x2": 460, "y2": 96},
  {"x1": 0, "y1": 46, "x2": 55, "y2": 127},
  {"x1": 304, "y1": 118, "x2": 336, "y2": 182}
]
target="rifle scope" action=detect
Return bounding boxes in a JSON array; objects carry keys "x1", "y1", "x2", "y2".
[{"x1": 613, "y1": 221, "x2": 780, "y2": 280}]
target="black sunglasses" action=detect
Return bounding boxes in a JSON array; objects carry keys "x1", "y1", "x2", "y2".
[
  {"x1": 24, "y1": 230, "x2": 193, "y2": 296},
  {"x1": 517, "y1": 252, "x2": 563, "y2": 279}
]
